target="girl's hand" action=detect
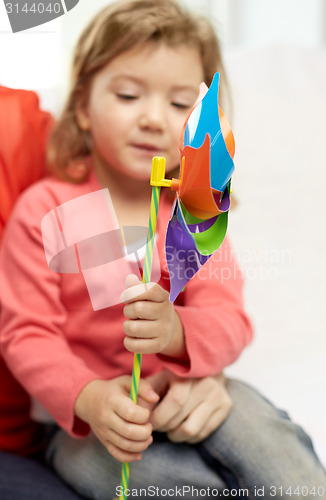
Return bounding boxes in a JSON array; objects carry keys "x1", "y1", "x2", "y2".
[
  {"x1": 74, "y1": 376, "x2": 159, "y2": 463},
  {"x1": 147, "y1": 371, "x2": 232, "y2": 443},
  {"x1": 121, "y1": 274, "x2": 186, "y2": 358}
]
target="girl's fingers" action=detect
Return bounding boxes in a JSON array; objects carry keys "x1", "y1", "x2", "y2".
[
  {"x1": 113, "y1": 394, "x2": 150, "y2": 424},
  {"x1": 113, "y1": 377, "x2": 159, "y2": 422},
  {"x1": 109, "y1": 411, "x2": 153, "y2": 441},
  {"x1": 146, "y1": 370, "x2": 171, "y2": 397},
  {"x1": 121, "y1": 280, "x2": 167, "y2": 304},
  {"x1": 152, "y1": 394, "x2": 194, "y2": 432},
  {"x1": 104, "y1": 427, "x2": 153, "y2": 453},
  {"x1": 120, "y1": 282, "x2": 155, "y2": 303},
  {"x1": 150, "y1": 379, "x2": 192, "y2": 431},
  {"x1": 167, "y1": 395, "x2": 232, "y2": 444},
  {"x1": 166, "y1": 401, "x2": 212, "y2": 443},
  {"x1": 123, "y1": 334, "x2": 161, "y2": 355},
  {"x1": 124, "y1": 274, "x2": 141, "y2": 288},
  {"x1": 186, "y1": 409, "x2": 228, "y2": 444},
  {"x1": 137, "y1": 378, "x2": 160, "y2": 404},
  {"x1": 123, "y1": 319, "x2": 157, "y2": 339},
  {"x1": 123, "y1": 300, "x2": 162, "y2": 321},
  {"x1": 105, "y1": 441, "x2": 143, "y2": 463}
]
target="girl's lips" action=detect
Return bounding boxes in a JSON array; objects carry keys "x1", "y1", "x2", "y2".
[
  {"x1": 132, "y1": 143, "x2": 161, "y2": 152},
  {"x1": 131, "y1": 143, "x2": 163, "y2": 157}
]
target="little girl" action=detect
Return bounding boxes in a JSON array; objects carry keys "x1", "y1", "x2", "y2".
[{"x1": 1, "y1": 1, "x2": 325, "y2": 499}]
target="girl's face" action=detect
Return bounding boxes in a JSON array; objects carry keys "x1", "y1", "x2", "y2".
[{"x1": 77, "y1": 42, "x2": 204, "y2": 183}]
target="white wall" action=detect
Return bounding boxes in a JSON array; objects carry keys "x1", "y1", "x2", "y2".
[
  {"x1": 223, "y1": 0, "x2": 326, "y2": 48},
  {"x1": 0, "y1": 1, "x2": 62, "y2": 111},
  {"x1": 1, "y1": 0, "x2": 325, "y2": 106}
]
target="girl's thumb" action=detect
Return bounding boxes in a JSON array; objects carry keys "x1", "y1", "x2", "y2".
[
  {"x1": 125, "y1": 274, "x2": 141, "y2": 289},
  {"x1": 138, "y1": 378, "x2": 160, "y2": 403}
]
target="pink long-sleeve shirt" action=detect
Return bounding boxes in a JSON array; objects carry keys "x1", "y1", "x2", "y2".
[{"x1": 0, "y1": 169, "x2": 252, "y2": 437}]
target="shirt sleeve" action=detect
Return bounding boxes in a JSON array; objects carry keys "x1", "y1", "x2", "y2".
[
  {"x1": 0, "y1": 86, "x2": 53, "y2": 241},
  {"x1": 157, "y1": 236, "x2": 253, "y2": 377},
  {"x1": 0, "y1": 190, "x2": 100, "y2": 437}
]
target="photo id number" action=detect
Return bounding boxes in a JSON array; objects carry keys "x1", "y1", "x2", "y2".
[{"x1": 5, "y1": 2, "x2": 62, "y2": 15}]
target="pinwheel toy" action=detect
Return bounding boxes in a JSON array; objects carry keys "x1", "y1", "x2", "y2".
[
  {"x1": 120, "y1": 71, "x2": 235, "y2": 498},
  {"x1": 164, "y1": 71, "x2": 235, "y2": 301}
]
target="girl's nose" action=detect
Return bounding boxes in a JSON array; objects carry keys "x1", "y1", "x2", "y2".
[{"x1": 139, "y1": 98, "x2": 166, "y2": 131}]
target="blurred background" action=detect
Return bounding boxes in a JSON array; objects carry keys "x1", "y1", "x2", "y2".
[
  {"x1": 1, "y1": 0, "x2": 325, "y2": 105},
  {"x1": 0, "y1": 0, "x2": 326, "y2": 465}
]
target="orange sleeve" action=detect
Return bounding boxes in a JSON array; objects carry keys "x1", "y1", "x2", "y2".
[{"x1": 0, "y1": 86, "x2": 53, "y2": 241}]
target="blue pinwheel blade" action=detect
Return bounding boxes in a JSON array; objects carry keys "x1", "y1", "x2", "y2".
[{"x1": 182, "y1": 73, "x2": 234, "y2": 193}]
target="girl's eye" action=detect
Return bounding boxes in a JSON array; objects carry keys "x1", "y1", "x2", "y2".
[
  {"x1": 116, "y1": 94, "x2": 138, "y2": 101},
  {"x1": 172, "y1": 102, "x2": 191, "y2": 110}
]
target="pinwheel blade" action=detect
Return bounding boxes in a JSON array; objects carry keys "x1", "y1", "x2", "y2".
[
  {"x1": 166, "y1": 197, "x2": 229, "y2": 302},
  {"x1": 165, "y1": 72, "x2": 235, "y2": 301}
]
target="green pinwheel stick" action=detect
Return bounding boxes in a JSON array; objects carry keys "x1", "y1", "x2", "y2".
[{"x1": 120, "y1": 156, "x2": 173, "y2": 499}]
